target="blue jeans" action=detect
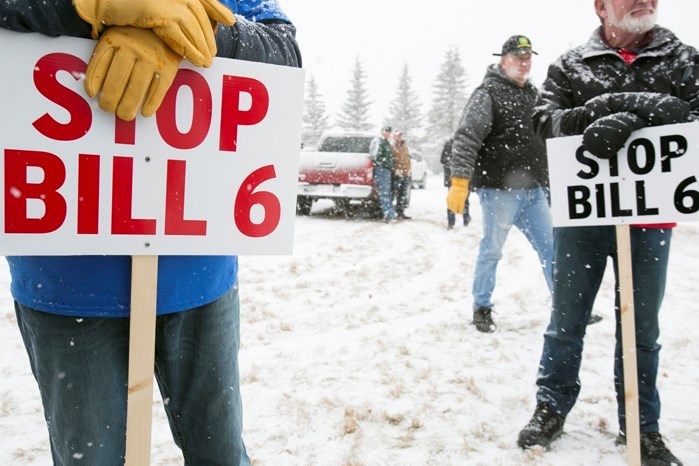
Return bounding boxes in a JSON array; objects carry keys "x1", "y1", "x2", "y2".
[
  {"x1": 472, "y1": 187, "x2": 553, "y2": 310},
  {"x1": 15, "y1": 284, "x2": 250, "y2": 466},
  {"x1": 536, "y1": 226, "x2": 671, "y2": 433},
  {"x1": 374, "y1": 166, "x2": 396, "y2": 220}
]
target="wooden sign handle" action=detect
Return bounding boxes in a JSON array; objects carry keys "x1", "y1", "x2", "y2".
[
  {"x1": 125, "y1": 255, "x2": 159, "y2": 466},
  {"x1": 615, "y1": 225, "x2": 641, "y2": 466}
]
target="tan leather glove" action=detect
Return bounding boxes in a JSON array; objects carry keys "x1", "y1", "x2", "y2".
[
  {"x1": 446, "y1": 177, "x2": 470, "y2": 214},
  {"x1": 85, "y1": 26, "x2": 182, "y2": 121},
  {"x1": 73, "y1": 0, "x2": 235, "y2": 67}
]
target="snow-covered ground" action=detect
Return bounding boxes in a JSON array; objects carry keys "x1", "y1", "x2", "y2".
[{"x1": 1, "y1": 174, "x2": 697, "y2": 465}]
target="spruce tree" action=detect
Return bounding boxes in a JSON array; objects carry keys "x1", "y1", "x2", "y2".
[
  {"x1": 425, "y1": 46, "x2": 469, "y2": 155},
  {"x1": 301, "y1": 75, "x2": 329, "y2": 148},
  {"x1": 335, "y1": 56, "x2": 374, "y2": 132},
  {"x1": 385, "y1": 63, "x2": 422, "y2": 140}
]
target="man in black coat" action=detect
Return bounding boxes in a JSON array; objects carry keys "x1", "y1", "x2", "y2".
[{"x1": 518, "y1": 1, "x2": 696, "y2": 464}]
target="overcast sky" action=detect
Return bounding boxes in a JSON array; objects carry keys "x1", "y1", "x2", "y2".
[{"x1": 282, "y1": 1, "x2": 698, "y2": 129}]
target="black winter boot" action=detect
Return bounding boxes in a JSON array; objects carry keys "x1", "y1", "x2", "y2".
[
  {"x1": 472, "y1": 307, "x2": 496, "y2": 333},
  {"x1": 617, "y1": 431, "x2": 684, "y2": 466},
  {"x1": 517, "y1": 403, "x2": 566, "y2": 449}
]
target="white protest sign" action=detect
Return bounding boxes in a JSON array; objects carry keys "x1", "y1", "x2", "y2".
[
  {"x1": 547, "y1": 121, "x2": 699, "y2": 227},
  {"x1": 0, "y1": 29, "x2": 304, "y2": 255}
]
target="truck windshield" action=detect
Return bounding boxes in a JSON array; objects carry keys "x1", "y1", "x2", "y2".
[{"x1": 320, "y1": 137, "x2": 372, "y2": 153}]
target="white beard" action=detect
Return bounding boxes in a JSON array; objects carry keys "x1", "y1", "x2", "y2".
[
  {"x1": 608, "y1": 7, "x2": 657, "y2": 34},
  {"x1": 502, "y1": 62, "x2": 529, "y2": 86}
]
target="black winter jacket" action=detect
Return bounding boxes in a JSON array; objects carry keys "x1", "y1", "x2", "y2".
[
  {"x1": 440, "y1": 138, "x2": 454, "y2": 187},
  {"x1": 533, "y1": 26, "x2": 699, "y2": 139},
  {"x1": 450, "y1": 64, "x2": 548, "y2": 190},
  {"x1": 0, "y1": 0, "x2": 301, "y2": 68}
]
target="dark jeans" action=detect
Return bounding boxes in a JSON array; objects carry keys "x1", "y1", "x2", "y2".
[
  {"x1": 536, "y1": 226, "x2": 671, "y2": 433},
  {"x1": 15, "y1": 284, "x2": 250, "y2": 465},
  {"x1": 393, "y1": 175, "x2": 411, "y2": 215}
]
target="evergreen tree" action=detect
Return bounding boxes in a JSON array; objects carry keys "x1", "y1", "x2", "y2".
[
  {"x1": 335, "y1": 56, "x2": 374, "y2": 132},
  {"x1": 425, "y1": 46, "x2": 469, "y2": 154},
  {"x1": 301, "y1": 75, "x2": 329, "y2": 148},
  {"x1": 385, "y1": 63, "x2": 422, "y2": 139}
]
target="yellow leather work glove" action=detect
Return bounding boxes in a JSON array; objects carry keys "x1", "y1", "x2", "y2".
[
  {"x1": 73, "y1": 0, "x2": 235, "y2": 67},
  {"x1": 85, "y1": 26, "x2": 183, "y2": 121},
  {"x1": 446, "y1": 177, "x2": 470, "y2": 214}
]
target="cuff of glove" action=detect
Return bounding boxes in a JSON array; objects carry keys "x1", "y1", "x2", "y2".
[
  {"x1": 450, "y1": 177, "x2": 469, "y2": 189},
  {"x1": 73, "y1": 0, "x2": 106, "y2": 39}
]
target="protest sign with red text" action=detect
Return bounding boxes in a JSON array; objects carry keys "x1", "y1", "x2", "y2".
[{"x1": 0, "y1": 29, "x2": 304, "y2": 255}]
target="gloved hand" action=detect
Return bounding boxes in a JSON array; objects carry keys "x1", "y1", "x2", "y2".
[
  {"x1": 584, "y1": 93, "x2": 617, "y2": 122},
  {"x1": 618, "y1": 93, "x2": 690, "y2": 126},
  {"x1": 585, "y1": 92, "x2": 690, "y2": 126},
  {"x1": 85, "y1": 26, "x2": 183, "y2": 121},
  {"x1": 447, "y1": 177, "x2": 470, "y2": 214},
  {"x1": 73, "y1": 0, "x2": 235, "y2": 67},
  {"x1": 582, "y1": 112, "x2": 646, "y2": 159}
]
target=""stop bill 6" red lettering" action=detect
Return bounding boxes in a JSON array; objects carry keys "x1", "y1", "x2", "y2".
[
  {"x1": 3, "y1": 52, "x2": 281, "y2": 239},
  {"x1": 32, "y1": 52, "x2": 269, "y2": 152}
]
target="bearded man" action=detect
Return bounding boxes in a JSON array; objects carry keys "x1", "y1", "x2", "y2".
[
  {"x1": 516, "y1": 1, "x2": 698, "y2": 464},
  {"x1": 446, "y1": 34, "x2": 553, "y2": 333}
]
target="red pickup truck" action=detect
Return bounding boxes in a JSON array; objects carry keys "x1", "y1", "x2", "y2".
[{"x1": 297, "y1": 131, "x2": 383, "y2": 216}]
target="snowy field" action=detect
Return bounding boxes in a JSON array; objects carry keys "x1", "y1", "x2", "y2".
[{"x1": 1, "y1": 173, "x2": 697, "y2": 465}]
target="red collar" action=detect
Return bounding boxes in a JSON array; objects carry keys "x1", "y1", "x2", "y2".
[
  {"x1": 618, "y1": 48, "x2": 638, "y2": 64},
  {"x1": 601, "y1": 30, "x2": 653, "y2": 64}
]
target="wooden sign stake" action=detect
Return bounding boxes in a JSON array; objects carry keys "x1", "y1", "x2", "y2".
[
  {"x1": 125, "y1": 255, "x2": 159, "y2": 466},
  {"x1": 615, "y1": 225, "x2": 641, "y2": 466}
]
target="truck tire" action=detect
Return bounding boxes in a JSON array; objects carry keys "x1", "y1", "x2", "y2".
[
  {"x1": 296, "y1": 196, "x2": 312, "y2": 215},
  {"x1": 360, "y1": 198, "x2": 383, "y2": 219},
  {"x1": 334, "y1": 199, "x2": 354, "y2": 218}
]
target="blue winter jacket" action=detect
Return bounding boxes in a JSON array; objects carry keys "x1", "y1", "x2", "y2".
[{"x1": 1, "y1": 0, "x2": 301, "y2": 317}]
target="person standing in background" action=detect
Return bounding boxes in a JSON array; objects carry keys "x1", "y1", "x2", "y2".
[
  {"x1": 370, "y1": 126, "x2": 397, "y2": 223},
  {"x1": 440, "y1": 137, "x2": 471, "y2": 229},
  {"x1": 391, "y1": 129, "x2": 412, "y2": 220},
  {"x1": 447, "y1": 35, "x2": 553, "y2": 333}
]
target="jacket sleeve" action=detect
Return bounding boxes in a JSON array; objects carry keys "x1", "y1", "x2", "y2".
[
  {"x1": 684, "y1": 50, "x2": 699, "y2": 121},
  {"x1": 450, "y1": 88, "x2": 493, "y2": 180},
  {"x1": 215, "y1": 18, "x2": 301, "y2": 68},
  {"x1": 0, "y1": 0, "x2": 301, "y2": 69},
  {"x1": 0, "y1": 0, "x2": 91, "y2": 38},
  {"x1": 533, "y1": 59, "x2": 596, "y2": 139}
]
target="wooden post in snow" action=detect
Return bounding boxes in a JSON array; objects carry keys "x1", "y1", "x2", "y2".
[
  {"x1": 615, "y1": 225, "x2": 641, "y2": 466},
  {"x1": 124, "y1": 255, "x2": 159, "y2": 466}
]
